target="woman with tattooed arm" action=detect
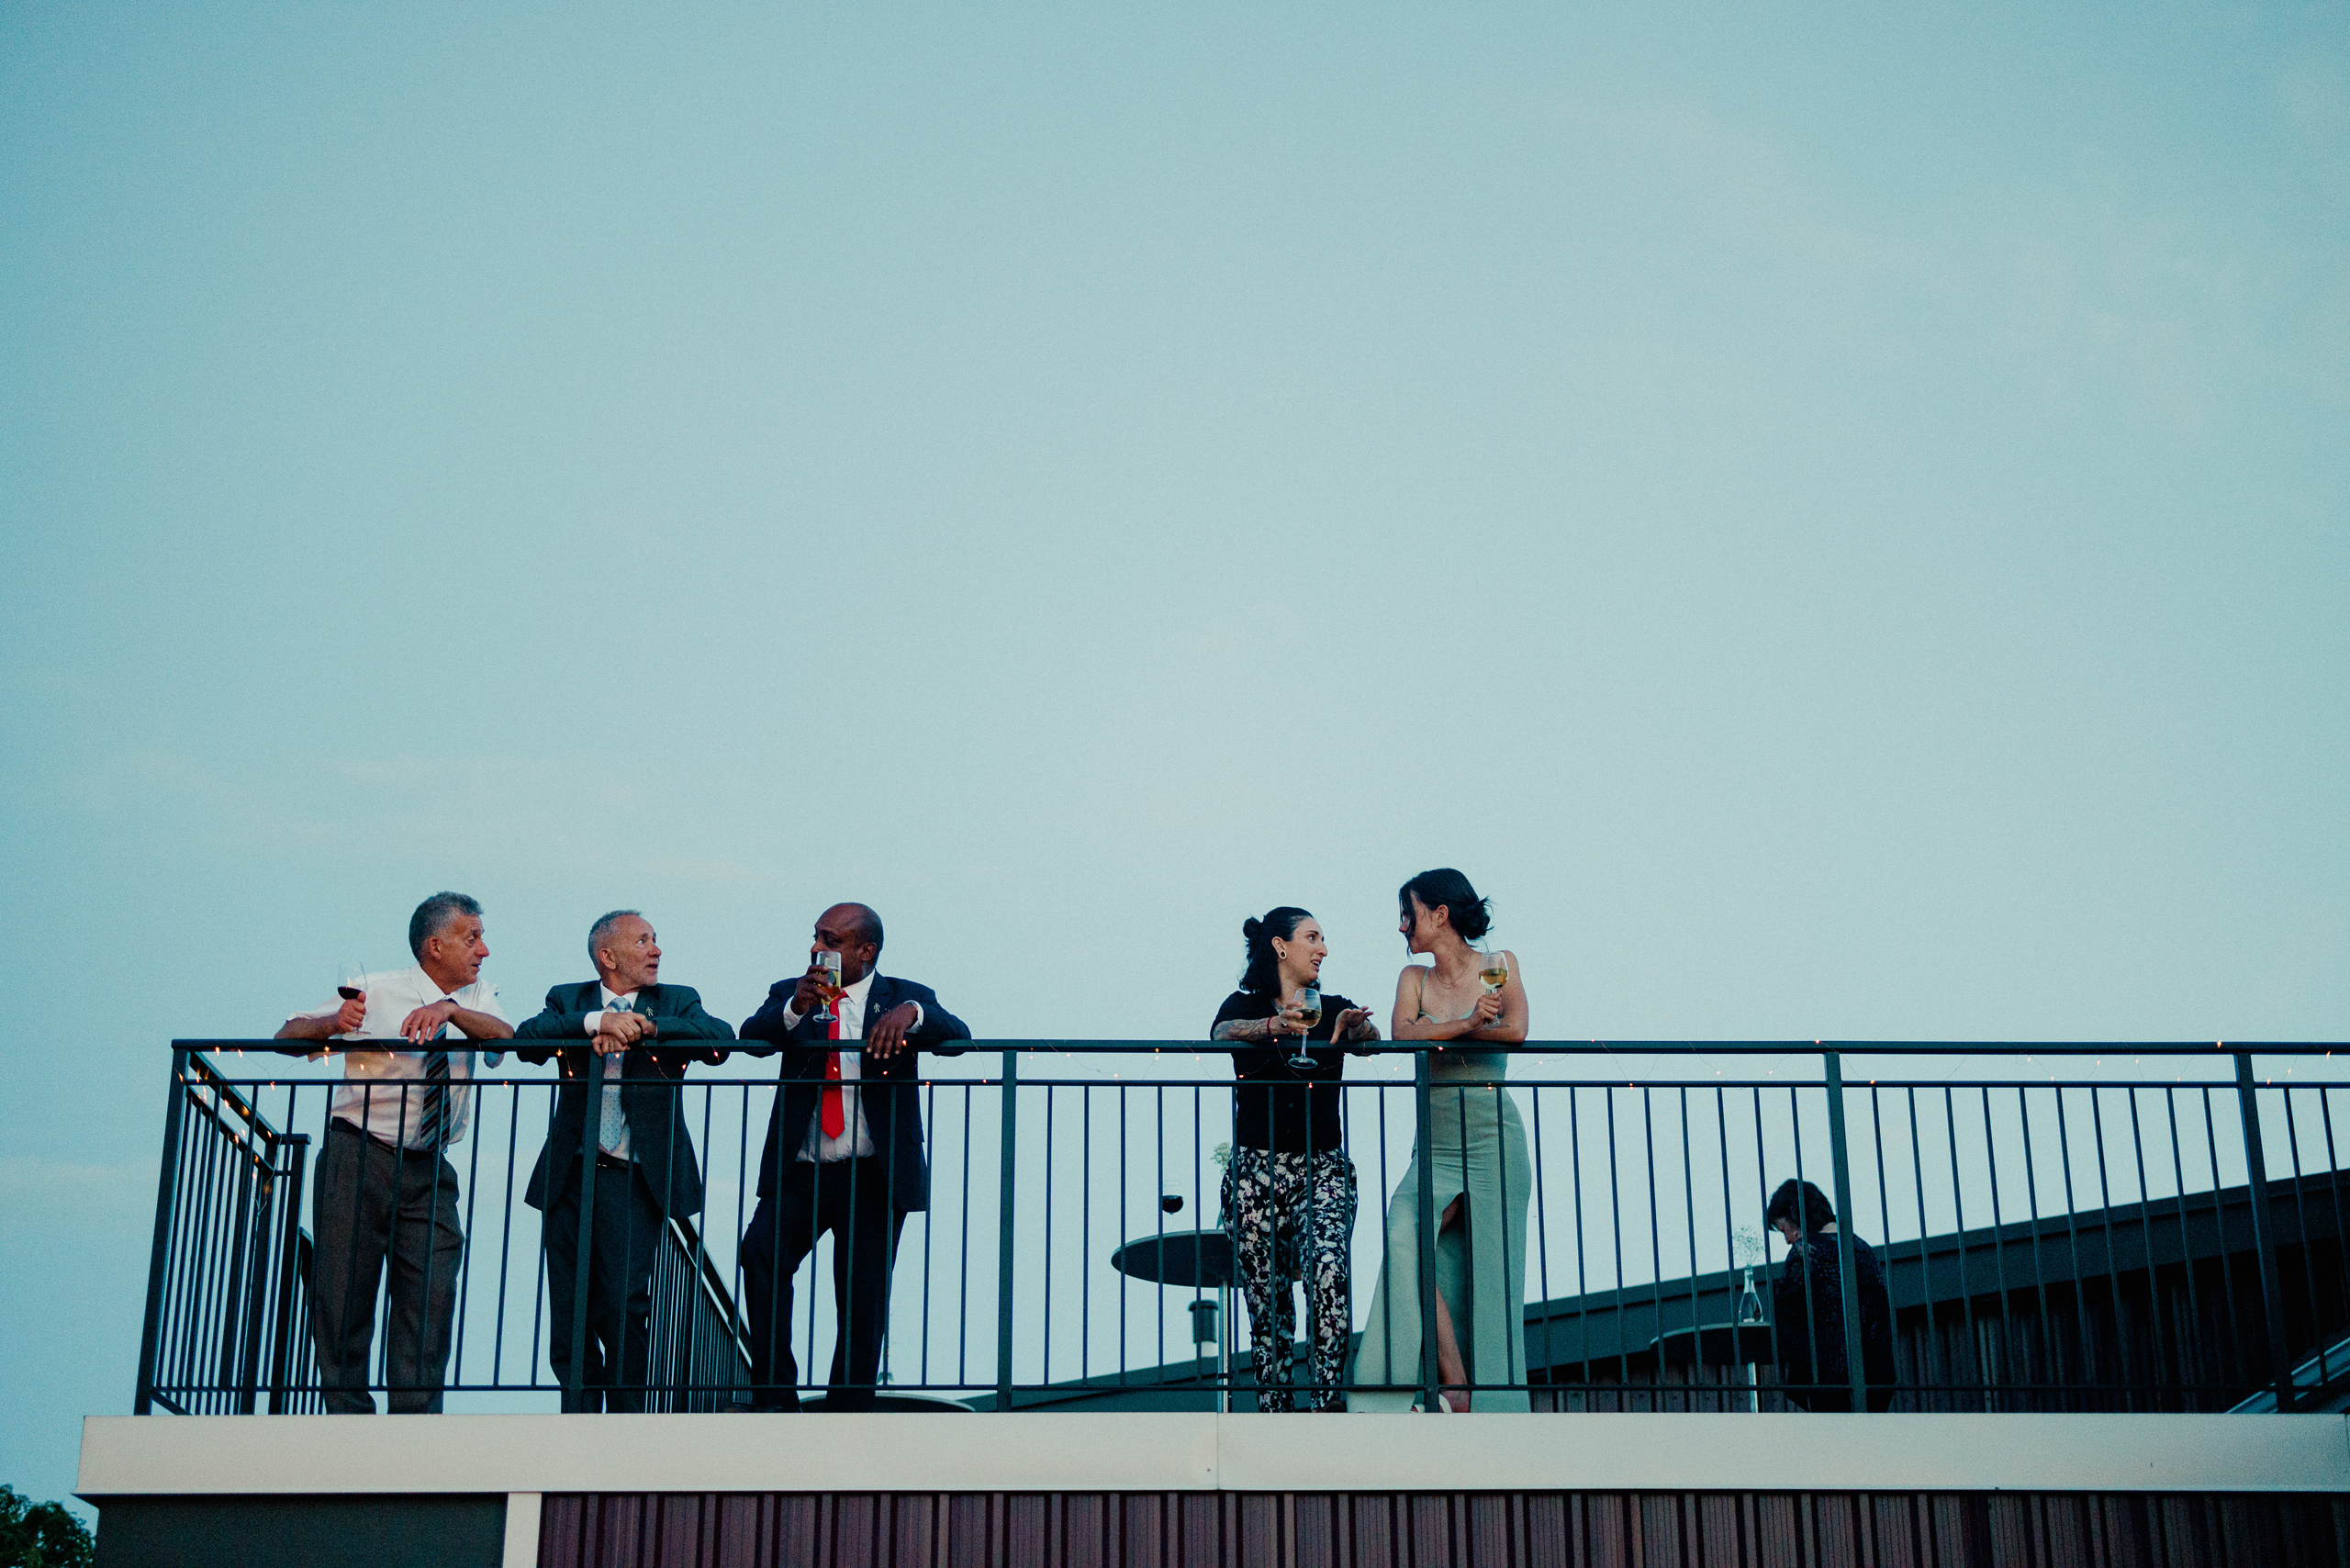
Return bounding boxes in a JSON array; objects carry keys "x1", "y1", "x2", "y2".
[{"x1": 1210, "y1": 907, "x2": 1379, "y2": 1411}]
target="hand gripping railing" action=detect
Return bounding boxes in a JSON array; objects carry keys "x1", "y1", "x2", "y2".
[{"x1": 139, "y1": 1039, "x2": 2348, "y2": 1415}]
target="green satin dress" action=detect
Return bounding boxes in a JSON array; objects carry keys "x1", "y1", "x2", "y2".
[{"x1": 1350, "y1": 1040, "x2": 1534, "y2": 1412}]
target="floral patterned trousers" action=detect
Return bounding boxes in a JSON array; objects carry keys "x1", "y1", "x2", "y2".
[{"x1": 1222, "y1": 1146, "x2": 1358, "y2": 1412}]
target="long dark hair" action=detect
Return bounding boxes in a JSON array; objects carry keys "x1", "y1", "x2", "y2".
[
  {"x1": 1238, "y1": 907, "x2": 1313, "y2": 995},
  {"x1": 1398, "y1": 868, "x2": 1491, "y2": 942}
]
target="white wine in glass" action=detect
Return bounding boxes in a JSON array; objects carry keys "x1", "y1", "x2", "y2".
[
  {"x1": 811, "y1": 950, "x2": 844, "y2": 1025},
  {"x1": 1288, "y1": 985, "x2": 1322, "y2": 1070},
  {"x1": 1479, "y1": 952, "x2": 1509, "y2": 993}
]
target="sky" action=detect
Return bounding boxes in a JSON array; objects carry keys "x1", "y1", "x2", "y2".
[{"x1": 4, "y1": 0, "x2": 2346, "y2": 1518}]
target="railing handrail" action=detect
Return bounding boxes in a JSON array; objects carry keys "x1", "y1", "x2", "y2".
[
  {"x1": 140, "y1": 1036, "x2": 2350, "y2": 1417},
  {"x1": 170, "y1": 1036, "x2": 2350, "y2": 1058}
]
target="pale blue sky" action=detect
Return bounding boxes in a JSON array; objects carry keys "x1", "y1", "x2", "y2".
[{"x1": 4, "y1": 2, "x2": 2345, "y2": 1513}]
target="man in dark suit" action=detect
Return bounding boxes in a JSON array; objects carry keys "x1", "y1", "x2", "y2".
[
  {"x1": 514, "y1": 910, "x2": 733, "y2": 1412},
  {"x1": 736, "y1": 902, "x2": 970, "y2": 1411}
]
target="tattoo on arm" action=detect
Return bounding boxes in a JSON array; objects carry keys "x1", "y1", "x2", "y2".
[{"x1": 1212, "y1": 1017, "x2": 1276, "y2": 1043}]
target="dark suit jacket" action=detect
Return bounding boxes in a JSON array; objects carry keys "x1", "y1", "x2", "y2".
[
  {"x1": 514, "y1": 981, "x2": 735, "y2": 1217},
  {"x1": 738, "y1": 972, "x2": 969, "y2": 1212}
]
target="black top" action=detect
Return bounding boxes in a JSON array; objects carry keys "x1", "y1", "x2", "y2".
[
  {"x1": 1212, "y1": 989, "x2": 1360, "y2": 1154},
  {"x1": 1770, "y1": 1232, "x2": 1899, "y2": 1412}
]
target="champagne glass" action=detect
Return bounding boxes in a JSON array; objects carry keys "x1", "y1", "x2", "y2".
[
  {"x1": 1287, "y1": 985, "x2": 1321, "y2": 1071},
  {"x1": 811, "y1": 949, "x2": 844, "y2": 1025}
]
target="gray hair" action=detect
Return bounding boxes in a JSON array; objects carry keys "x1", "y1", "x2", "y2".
[
  {"x1": 588, "y1": 909, "x2": 644, "y2": 970},
  {"x1": 408, "y1": 891, "x2": 483, "y2": 959}
]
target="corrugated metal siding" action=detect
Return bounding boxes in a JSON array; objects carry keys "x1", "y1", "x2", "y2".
[{"x1": 538, "y1": 1490, "x2": 2350, "y2": 1567}]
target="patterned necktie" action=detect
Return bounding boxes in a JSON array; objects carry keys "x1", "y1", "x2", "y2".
[
  {"x1": 821, "y1": 995, "x2": 846, "y2": 1139},
  {"x1": 598, "y1": 996, "x2": 631, "y2": 1154},
  {"x1": 415, "y1": 1025, "x2": 453, "y2": 1148}
]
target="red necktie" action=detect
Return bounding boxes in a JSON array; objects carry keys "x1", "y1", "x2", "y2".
[{"x1": 821, "y1": 1002, "x2": 846, "y2": 1139}]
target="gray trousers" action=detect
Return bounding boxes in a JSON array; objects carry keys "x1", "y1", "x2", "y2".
[{"x1": 311, "y1": 1117, "x2": 464, "y2": 1413}]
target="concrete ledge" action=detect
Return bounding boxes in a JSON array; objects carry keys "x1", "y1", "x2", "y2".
[{"x1": 79, "y1": 1412, "x2": 2350, "y2": 1499}]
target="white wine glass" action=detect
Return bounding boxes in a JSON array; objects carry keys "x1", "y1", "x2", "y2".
[
  {"x1": 1287, "y1": 985, "x2": 1321, "y2": 1071},
  {"x1": 1478, "y1": 947, "x2": 1509, "y2": 998},
  {"x1": 811, "y1": 949, "x2": 844, "y2": 1025}
]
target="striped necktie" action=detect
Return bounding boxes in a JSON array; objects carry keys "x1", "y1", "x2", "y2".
[{"x1": 414, "y1": 1026, "x2": 453, "y2": 1149}]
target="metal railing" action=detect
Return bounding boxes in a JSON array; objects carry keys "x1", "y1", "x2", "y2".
[
  {"x1": 136, "y1": 1052, "x2": 319, "y2": 1413},
  {"x1": 135, "y1": 1040, "x2": 2350, "y2": 1415}
]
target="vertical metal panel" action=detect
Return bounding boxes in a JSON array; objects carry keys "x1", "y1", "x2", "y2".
[
  {"x1": 1234, "y1": 1494, "x2": 1279, "y2": 1567},
  {"x1": 1346, "y1": 1495, "x2": 1395, "y2": 1568},
  {"x1": 1176, "y1": 1493, "x2": 1220, "y2": 1568},
  {"x1": 1120, "y1": 1494, "x2": 1165, "y2": 1568},
  {"x1": 532, "y1": 1491, "x2": 2350, "y2": 1568},
  {"x1": 943, "y1": 1493, "x2": 992, "y2": 1568}
]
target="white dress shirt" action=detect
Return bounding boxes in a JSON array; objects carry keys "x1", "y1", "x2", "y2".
[
  {"x1": 781, "y1": 970, "x2": 920, "y2": 1164},
  {"x1": 295, "y1": 966, "x2": 509, "y2": 1149}
]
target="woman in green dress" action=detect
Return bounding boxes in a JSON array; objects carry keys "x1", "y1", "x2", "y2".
[{"x1": 1350, "y1": 868, "x2": 1532, "y2": 1412}]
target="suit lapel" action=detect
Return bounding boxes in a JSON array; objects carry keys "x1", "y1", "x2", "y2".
[{"x1": 866, "y1": 974, "x2": 899, "y2": 1081}]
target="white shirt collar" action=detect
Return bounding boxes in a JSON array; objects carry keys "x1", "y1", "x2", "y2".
[
  {"x1": 411, "y1": 964, "x2": 471, "y2": 1005},
  {"x1": 599, "y1": 982, "x2": 640, "y2": 1009}
]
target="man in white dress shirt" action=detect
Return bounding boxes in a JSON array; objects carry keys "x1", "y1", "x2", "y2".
[
  {"x1": 277, "y1": 891, "x2": 514, "y2": 1413},
  {"x1": 736, "y1": 902, "x2": 970, "y2": 1410}
]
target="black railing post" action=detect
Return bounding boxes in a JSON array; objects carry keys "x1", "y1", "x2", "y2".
[
  {"x1": 1821, "y1": 1051, "x2": 1869, "y2": 1413},
  {"x1": 1415, "y1": 1049, "x2": 1441, "y2": 1411},
  {"x1": 2234, "y1": 1053, "x2": 2295, "y2": 1411},
  {"x1": 135, "y1": 1047, "x2": 192, "y2": 1414},
  {"x1": 232, "y1": 1152, "x2": 272, "y2": 1415},
  {"x1": 266, "y1": 1135, "x2": 310, "y2": 1414},
  {"x1": 570, "y1": 1050, "x2": 602, "y2": 1406},
  {"x1": 997, "y1": 1049, "x2": 1020, "y2": 1411}
]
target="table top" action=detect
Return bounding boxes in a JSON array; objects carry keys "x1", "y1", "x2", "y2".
[{"x1": 1111, "y1": 1228, "x2": 1234, "y2": 1288}]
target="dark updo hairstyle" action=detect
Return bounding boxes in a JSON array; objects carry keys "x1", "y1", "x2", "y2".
[
  {"x1": 1238, "y1": 907, "x2": 1313, "y2": 995},
  {"x1": 1398, "y1": 868, "x2": 1492, "y2": 942},
  {"x1": 1766, "y1": 1178, "x2": 1838, "y2": 1236}
]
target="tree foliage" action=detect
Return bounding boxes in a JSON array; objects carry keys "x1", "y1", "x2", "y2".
[{"x1": 0, "y1": 1486, "x2": 95, "y2": 1568}]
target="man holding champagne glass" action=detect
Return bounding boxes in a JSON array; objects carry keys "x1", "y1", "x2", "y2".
[{"x1": 735, "y1": 902, "x2": 970, "y2": 1410}]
